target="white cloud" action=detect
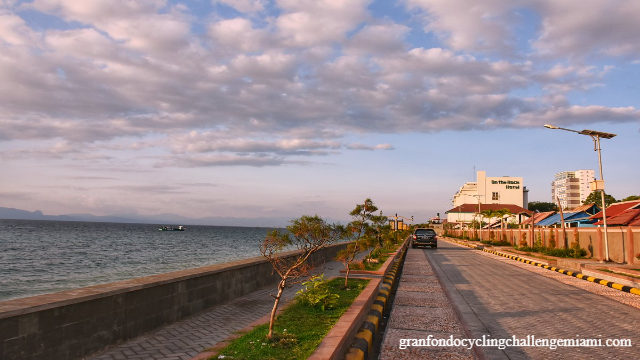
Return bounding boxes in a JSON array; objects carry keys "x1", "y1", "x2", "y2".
[
  {"x1": 346, "y1": 22, "x2": 410, "y2": 55},
  {"x1": 209, "y1": 18, "x2": 271, "y2": 53},
  {"x1": 27, "y1": 0, "x2": 192, "y2": 54},
  {"x1": 532, "y1": 0, "x2": 640, "y2": 58},
  {"x1": 515, "y1": 105, "x2": 640, "y2": 128},
  {"x1": 347, "y1": 143, "x2": 395, "y2": 151},
  {"x1": 0, "y1": 10, "x2": 38, "y2": 46},
  {"x1": 275, "y1": 0, "x2": 371, "y2": 47},
  {"x1": 0, "y1": 0, "x2": 638, "y2": 170},
  {"x1": 403, "y1": 0, "x2": 517, "y2": 53},
  {"x1": 169, "y1": 131, "x2": 341, "y2": 155},
  {"x1": 213, "y1": 0, "x2": 267, "y2": 13},
  {"x1": 159, "y1": 154, "x2": 288, "y2": 167}
]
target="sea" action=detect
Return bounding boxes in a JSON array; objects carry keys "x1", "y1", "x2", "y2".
[{"x1": 0, "y1": 219, "x2": 282, "y2": 302}]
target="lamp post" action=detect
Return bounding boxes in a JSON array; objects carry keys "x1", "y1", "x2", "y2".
[
  {"x1": 543, "y1": 124, "x2": 617, "y2": 261},
  {"x1": 392, "y1": 213, "x2": 413, "y2": 231}
]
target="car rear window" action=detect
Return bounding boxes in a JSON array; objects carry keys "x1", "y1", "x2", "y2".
[{"x1": 415, "y1": 229, "x2": 436, "y2": 235}]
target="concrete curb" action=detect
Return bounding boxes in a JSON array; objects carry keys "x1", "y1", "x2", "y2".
[
  {"x1": 344, "y1": 245, "x2": 407, "y2": 360},
  {"x1": 443, "y1": 237, "x2": 640, "y2": 297}
]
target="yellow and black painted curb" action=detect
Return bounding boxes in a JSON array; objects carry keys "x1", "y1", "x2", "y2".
[
  {"x1": 480, "y1": 247, "x2": 640, "y2": 296},
  {"x1": 344, "y1": 245, "x2": 407, "y2": 360},
  {"x1": 443, "y1": 237, "x2": 640, "y2": 296}
]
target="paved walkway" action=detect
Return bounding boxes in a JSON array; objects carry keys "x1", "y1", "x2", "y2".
[
  {"x1": 379, "y1": 247, "x2": 475, "y2": 359},
  {"x1": 86, "y1": 256, "x2": 361, "y2": 360},
  {"x1": 426, "y1": 239, "x2": 640, "y2": 359}
]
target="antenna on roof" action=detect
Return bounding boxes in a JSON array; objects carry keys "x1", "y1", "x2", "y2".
[{"x1": 474, "y1": 166, "x2": 476, "y2": 181}]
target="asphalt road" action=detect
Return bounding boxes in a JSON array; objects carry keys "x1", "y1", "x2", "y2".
[{"x1": 424, "y1": 239, "x2": 640, "y2": 360}]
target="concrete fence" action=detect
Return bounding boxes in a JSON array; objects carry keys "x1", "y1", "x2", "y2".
[
  {"x1": 446, "y1": 227, "x2": 640, "y2": 264},
  {"x1": 0, "y1": 242, "x2": 350, "y2": 360}
]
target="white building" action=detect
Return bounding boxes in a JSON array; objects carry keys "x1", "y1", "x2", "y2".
[
  {"x1": 452, "y1": 171, "x2": 527, "y2": 208},
  {"x1": 448, "y1": 171, "x2": 529, "y2": 225},
  {"x1": 551, "y1": 170, "x2": 595, "y2": 210}
]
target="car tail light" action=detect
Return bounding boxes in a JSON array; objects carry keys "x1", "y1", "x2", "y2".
[{"x1": 413, "y1": 234, "x2": 417, "y2": 240}]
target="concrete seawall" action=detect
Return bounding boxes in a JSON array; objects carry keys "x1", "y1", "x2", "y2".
[{"x1": 0, "y1": 242, "x2": 349, "y2": 360}]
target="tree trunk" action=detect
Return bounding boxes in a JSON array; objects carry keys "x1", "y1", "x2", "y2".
[
  {"x1": 267, "y1": 279, "x2": 286, "y2": 339},
  {"x1": 344, "y1": 266, "x2": 350, "y2": 288}
]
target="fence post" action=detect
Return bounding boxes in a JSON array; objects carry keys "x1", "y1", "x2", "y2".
[
  {"x1": 626, "y1": 227, "x2": 635, "y2": 265},
  {"x1": 596, "y1": 227, "x2": 604, "y2": 261}
]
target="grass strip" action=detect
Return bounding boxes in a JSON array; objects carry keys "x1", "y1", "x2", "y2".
[
  {"x1": 597, "y1": 268, "x2": 640, "y2": 280},
  {"x1": 502, "y1": 249, "x2": 552, "y2": 261},
  {"x1": 211, "y1": 278, "x2": 370, "y2": 360}
]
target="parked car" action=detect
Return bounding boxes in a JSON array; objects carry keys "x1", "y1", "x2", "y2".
[{"x1": 412, "y1": 228, "x2": 437, "y2": 249}]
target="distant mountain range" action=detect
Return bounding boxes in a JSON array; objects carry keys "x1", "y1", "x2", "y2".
[{"x1": 0, "y1": 207, "x2": 296, "y2": 228}]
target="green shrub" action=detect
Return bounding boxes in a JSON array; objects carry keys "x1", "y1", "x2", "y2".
[
  {"x1": 295, "y1": 275, "x2": 339, "y2": 311},
  {"x1": 519, "y1": 233, "x2": 528, "y2": 248},
  {"x1": 481, "y1": 240, "x2": 511, "y2": 246},
  {"x1": 535, "y1": 233, "x2": 542, "y2": 248},
  {"x1": 548, "y1": 231, "x2": 556, "y2": 249}
]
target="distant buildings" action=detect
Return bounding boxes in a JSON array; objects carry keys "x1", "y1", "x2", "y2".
[{"x1": 551, "y1": 170, "x2": 594, "y2": 210}]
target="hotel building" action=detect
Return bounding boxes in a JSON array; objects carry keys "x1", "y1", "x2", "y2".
[
  {"x1": 448, "y1": 171, "x2": 529, "y2": 224},
  {"x1": 551, "y1": 170, "x2": 595, "y2": 210}
]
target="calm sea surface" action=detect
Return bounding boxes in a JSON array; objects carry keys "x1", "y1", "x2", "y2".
[{"x1": 0, "y1": 219, "x2": 281, "y2": 302}]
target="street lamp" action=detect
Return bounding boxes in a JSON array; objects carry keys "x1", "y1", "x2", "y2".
[
  {"x1": 392, "y1": 213, "x2": 413, "y2": 231},
  {"x1": 543, "y1": 124, "x2": 617, "y2": 261}
]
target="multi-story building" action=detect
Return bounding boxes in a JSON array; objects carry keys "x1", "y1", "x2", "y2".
[
  {"x1": 448, "y1": 171, "x2": 529, "y2": 224},
  {"x1": 452, "y1": 171, "x2": 527, "y2": 208},
  {"x1": 551, "y1": 170, "x2": 595, "y2": 210}
]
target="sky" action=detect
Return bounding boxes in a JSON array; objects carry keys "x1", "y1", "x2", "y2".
[{"x1": 1, "y1": 0, "x2": 639, "y2": 224}]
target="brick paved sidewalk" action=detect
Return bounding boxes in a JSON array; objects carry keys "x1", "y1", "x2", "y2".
[
  {"x1": 87, "y1": 258, "x2": 354, "y2": 360},
  {"x1": 378, "y1": 248, "x2": 475, "y2": 360}
]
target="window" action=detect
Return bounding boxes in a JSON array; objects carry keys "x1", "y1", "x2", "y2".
[{"x1": 492, "y1": 192, "x2": 499, "y2": 201}]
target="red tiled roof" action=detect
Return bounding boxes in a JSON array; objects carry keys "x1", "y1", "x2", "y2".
[
  {"x1": 446, "y1": 203, "x2": 532, "y2": 215},
  {"x1": 590, "y1": 200, "x2": 640, "y2": 220},
  {"x1": 593, "y1": 209, "x2": 640, "y2": 226},
  {"x1": 570, "y1": 204, "x2": 599, "y2": 214},
  {"x1": 521, "y1": 211, "x2": 555, "y2": 225}
]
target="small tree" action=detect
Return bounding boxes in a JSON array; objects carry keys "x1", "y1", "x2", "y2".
[
  {"x1": 480, "y1": 209, "x2": 497, "y2": 231},
  {"x1": 364, "y1": 211, "x2": 389, "y2": 264},
  {"x1": 494, "y1": 208, "x2": 512, "y2": 230},
  {"x1": 260, "y1": 215, "x2": 346, "y2": 339},
  {"x1": 336, "y1": 198, "x2": 378, "y2": 288},
  {"x1": 519, "y1": 232, "x2": 528, "y2": 248}
]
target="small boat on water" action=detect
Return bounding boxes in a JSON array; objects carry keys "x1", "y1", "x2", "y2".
[{"x1": 159, "y1": 225, "x2": 186, "y2": 231}]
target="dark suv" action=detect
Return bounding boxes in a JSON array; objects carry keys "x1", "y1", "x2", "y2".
[{"x1": 412, "y1": 228, "x2": 437, "y2": 249}]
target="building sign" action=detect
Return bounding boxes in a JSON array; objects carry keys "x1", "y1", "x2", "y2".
[{"x1": 491, "y1": 180, "x2": 520, "y2": 189}]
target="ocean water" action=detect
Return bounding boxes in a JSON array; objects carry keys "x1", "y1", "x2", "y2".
[{"x1": 0, "y1": 219, "x2": 280, "y2": 302}]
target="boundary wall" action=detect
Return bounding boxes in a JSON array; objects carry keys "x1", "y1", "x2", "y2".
[
  {"x1": 0, "y1": 242, "x2": 349, "y2": 360},
  {"x1": 446, "y1": 227, "x2": 639, "y2": 264}
]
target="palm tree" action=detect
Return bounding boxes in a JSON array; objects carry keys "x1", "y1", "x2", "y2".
[
  {"x1": 494, "y1": 208, "x2": 513, "y2": 230},
  {"x1": 480, "y1": 209, "x2": 496, "y2": 229}
]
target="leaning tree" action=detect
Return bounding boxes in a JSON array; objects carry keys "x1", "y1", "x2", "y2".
[{"x1": 260, "y1": 215, "x2": 346, "y2": 339}]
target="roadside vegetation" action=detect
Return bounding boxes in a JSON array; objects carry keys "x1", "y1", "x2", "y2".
[
  {"x1": 597, "y1": 269, "x2": 640, "y2": 280},
  {"x1": 211, "y1": 198, "x2": 405, "y2": 359},
  {"x1": 336, "y1": 198, "x2": 407, "y2": 278},
  {"x1": 211, "y1": 277, "x2": 369, "y2": 360},
  {"x1": 445, "y1": 229, "x2": 587, "y2": 259}
]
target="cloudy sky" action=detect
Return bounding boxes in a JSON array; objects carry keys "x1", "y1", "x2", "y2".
[{"x1": 1, "y1": 0, "x2": 639, "y2": 223}]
